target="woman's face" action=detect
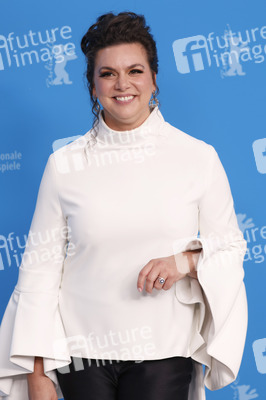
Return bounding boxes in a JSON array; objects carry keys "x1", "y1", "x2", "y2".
[{"x1": 92, "y1": 42, "x2": 156, "y2": 131}]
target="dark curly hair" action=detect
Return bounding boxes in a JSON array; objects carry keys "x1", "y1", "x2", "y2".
[{"x1": 80, "y1": 11, "x2": 159, "y2": 132}]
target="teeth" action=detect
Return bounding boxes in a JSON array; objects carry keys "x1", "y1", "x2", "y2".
[{"x1": 115, "y1": 96, "x2": 134, "y2": 101}]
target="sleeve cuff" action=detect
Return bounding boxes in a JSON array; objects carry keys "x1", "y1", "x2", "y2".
[
  {"x1": 173, "y1": 234, "x2": 248, "y2": 391},
  {"x1": 0, "y1": 269, "x2": 72, "y2": 399}
]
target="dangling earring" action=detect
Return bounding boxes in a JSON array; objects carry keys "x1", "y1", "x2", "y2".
[
  {"x1": 92, "y1": 96, "x2": 101, "y2": 125},
  {"x1": 94, "y1": 96, "x2": 101, "y2": 112},
  {"x1": 149, "y1": 90, "x2": 159, "y2": 108}
]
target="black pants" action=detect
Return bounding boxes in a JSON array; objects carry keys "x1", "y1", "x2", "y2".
[{"x1": 55, "y1": 356, "x2": 193, "y2": 400}]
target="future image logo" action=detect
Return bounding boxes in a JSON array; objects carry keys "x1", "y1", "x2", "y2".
[
  {"x1": 172, "y1": 35, "x2": 211, "y2": 73},
  {"x1": 231, "y1": 377, "x2": 259, "y2": 399},
  {"x1": 52, "y1": 135, "x2": 86, "y2": 174},
  {"x1": 253, "y1": 338, "x2": 266, "y2": 374},
  {"x1": 52, "y1": 129, "x2": 158, "y2": 174},
  {"x1": 236, "y1": 213, "x2": 266, "y2": 265},
  {"x1": 0, "y1": 26, "x2": 77, "y2": 86},
  {"x1": 173, "y1": 23, "x2": 266, "y2": 76},
  {"x1": 252, "y1": 138, "x2": 266, "y2": 174},
  {"x1": 45, "y1": 41, "x2": 77, "y2": 87}
]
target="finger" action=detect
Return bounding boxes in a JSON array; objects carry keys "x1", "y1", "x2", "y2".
[
  {"x1": 162, "y1": 278, "x2": 175, "y2": 291},
  {"x1": 145, "y1": 266, "x2": 162, "y2": 293},
  {"x1": 137, "y1": 261, "x2": 154, "y2": 292},
  {"x1": 153, "y1": 275, "x2": 167, "y2": 290}
]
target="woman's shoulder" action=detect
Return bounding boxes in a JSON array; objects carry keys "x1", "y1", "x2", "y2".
[
  {"x1": 47, "y1": 132, "x2": 89, "y2": 176},
  {"x1": 163, "y1": 120, "x2": 215, "y2": 157}
]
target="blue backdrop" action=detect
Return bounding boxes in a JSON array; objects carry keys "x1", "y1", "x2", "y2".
[{"x1": 0, "y1": 0, "x2": 265, "y2": 399}]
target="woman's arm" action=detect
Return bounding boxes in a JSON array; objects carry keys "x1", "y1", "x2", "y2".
[
  {"x1": 0, "y1": 153, "x2": 68, "y2": 399},
  {"x1": 175, "y1": 145, "x2": 248, "y2": 391},
  {"x1": 28, "y1": 357, "x2": 45, "y2": 376},
  {"x1": 27, "y1": 357, "x2": 58, "y2": 400}
]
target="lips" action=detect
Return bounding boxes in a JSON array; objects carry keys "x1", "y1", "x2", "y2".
[{"x1": 113, "y1": 95, "x2": 136, "y2": 104}]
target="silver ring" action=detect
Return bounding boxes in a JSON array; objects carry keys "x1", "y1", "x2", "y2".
[{"x1": 158, "y1": 276, "x2": 165, "y2": 284}]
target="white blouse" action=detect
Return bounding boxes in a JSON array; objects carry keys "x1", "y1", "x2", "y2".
[{"x1": 0, "y1": 106, "x2": 248, "y2": 400}]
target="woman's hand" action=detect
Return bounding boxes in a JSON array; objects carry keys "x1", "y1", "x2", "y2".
[
  {"x1": 137, "y1": 250, "x2": 201, "y2": 293},
  {"x1": 27, "y1": 357, "x2": 58, "y2": 400}
]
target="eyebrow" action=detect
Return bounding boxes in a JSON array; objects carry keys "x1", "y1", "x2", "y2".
[{"x1": 98, "y1": 63, "x2": 145, "y2": 73}]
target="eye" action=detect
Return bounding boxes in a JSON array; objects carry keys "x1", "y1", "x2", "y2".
[
  {"x1": 130, "y1": 69, "x2": 143, "y2": 74},
  {"x1": 99, "y1": 72, "x2": 113, "y2": 77}
]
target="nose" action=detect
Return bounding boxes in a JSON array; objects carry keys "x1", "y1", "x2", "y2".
[{"x1": 114, "y1": 73, "x2": 130, "y2": 91}]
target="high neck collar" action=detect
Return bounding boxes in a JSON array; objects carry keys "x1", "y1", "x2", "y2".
[{"x1": 86, "y1": 105, "x2": 166, "y2": 150}]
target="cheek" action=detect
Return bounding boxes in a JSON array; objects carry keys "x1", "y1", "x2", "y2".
[
  {"x1": 94, "y1": 80, "x2": 111, "y2": 95},
  {"x1": 135, "y1": 76, "x2": 154, "y2": 92}
]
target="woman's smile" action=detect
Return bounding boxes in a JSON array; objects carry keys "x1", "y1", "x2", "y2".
[{"x1": 112, "y1": 95, "x2": 136, "y2": 104}]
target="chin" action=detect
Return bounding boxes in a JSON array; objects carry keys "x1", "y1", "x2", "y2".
[{"x1": 108, "y1": 108, "x2": 138, "y2": 120}]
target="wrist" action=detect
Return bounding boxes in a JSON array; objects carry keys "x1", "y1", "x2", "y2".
[
  {"x1": 174, "y1": 250, "x2": 202, "y2": 276},
  {"x1": 173, "y1": 252, "x2": 190, "y2": 275},
  {"x1": 27, "y1": 357, "x2": 45, "y2": 377}
]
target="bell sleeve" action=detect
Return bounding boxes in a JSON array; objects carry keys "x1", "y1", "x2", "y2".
[
  {"x1": 173, "y1": 145, "x2": 248, "y2": 397},
  {"x1": 0, "y1": 154, "x2": 71, "y2": 399}
]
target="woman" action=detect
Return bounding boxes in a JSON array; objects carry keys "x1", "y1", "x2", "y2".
[{"x1": 0, "y1": 11, "x2": 247, "y2": 400}]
